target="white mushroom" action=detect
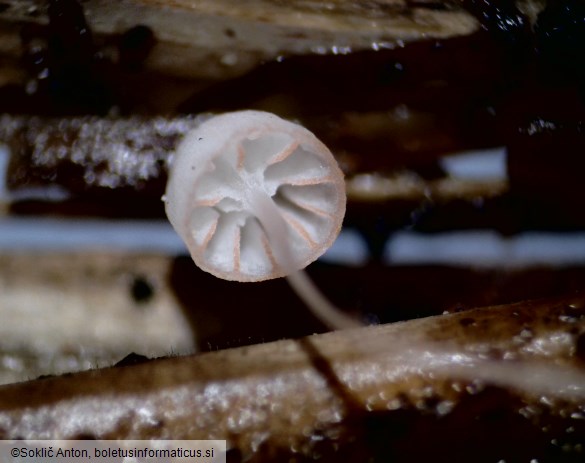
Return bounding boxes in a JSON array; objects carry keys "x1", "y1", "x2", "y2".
[{"x1": 165, "y1": 110, "x2": 359, "y2": 329}]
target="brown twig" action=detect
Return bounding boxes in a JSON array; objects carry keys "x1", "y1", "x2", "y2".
[{"x1": 0, "y1": 294, "x2": 584, "y2": 461}]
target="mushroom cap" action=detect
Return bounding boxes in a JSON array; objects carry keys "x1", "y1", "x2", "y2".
[{"x1": 164, "y1": 110, "x2": 346, "y2": 282}]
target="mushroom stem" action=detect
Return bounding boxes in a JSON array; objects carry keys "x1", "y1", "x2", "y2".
[
  {"x1": 285, "y1": 271, "x2": 362, "y2": 330},
  {"x1": 248, "y1": 191, "x2": 362, "y2": 330}
]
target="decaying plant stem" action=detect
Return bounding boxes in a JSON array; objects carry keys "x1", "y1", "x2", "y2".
[
  {"x1": 0, "y1": 114, "x2": 507, "y2": 209},
  {"x1": 0, "y1": 295, "x2": 583, "y2": 460},
  {"x1": 0, "y1": 0, "x2": 480, "y2": 80}
]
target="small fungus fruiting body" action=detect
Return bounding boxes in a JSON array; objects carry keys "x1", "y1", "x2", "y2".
[
  {"x1": 164, "y1": 110, "x2": 346, "y2": 283},
  {"x1": 165, "y1": 110, "x2": 359, "y2": 329}
]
